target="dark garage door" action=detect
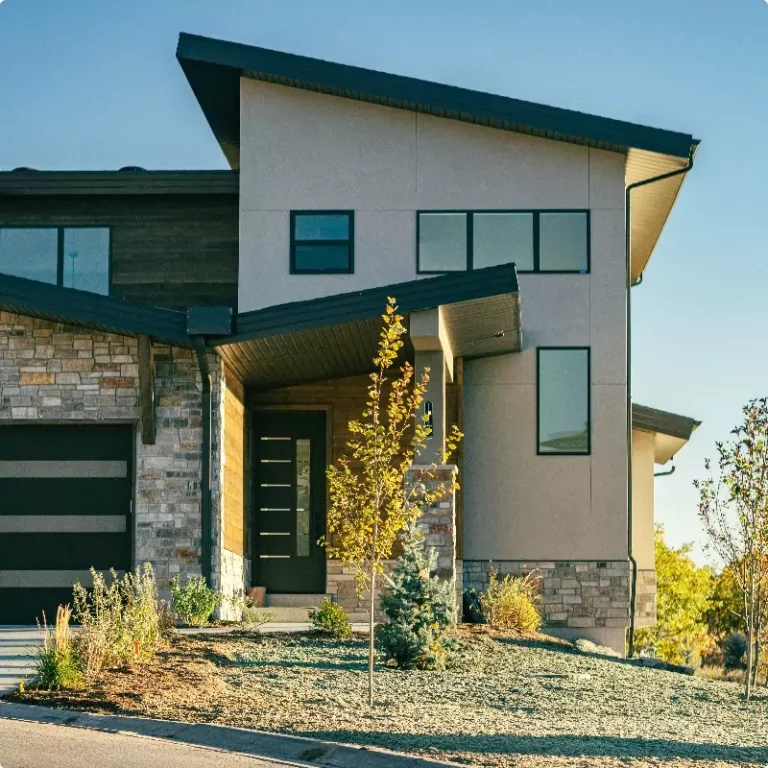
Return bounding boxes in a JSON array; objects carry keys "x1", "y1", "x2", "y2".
[{"x1": 0, "y1": 424, "x2": 133, "y2": 625}]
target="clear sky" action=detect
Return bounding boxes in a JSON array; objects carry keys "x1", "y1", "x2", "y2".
[{"x1": 1, "y1": 0, "x2": 766, "y2": 564}]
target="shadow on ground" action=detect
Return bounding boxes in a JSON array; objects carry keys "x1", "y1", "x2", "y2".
[{"x1": 294, "y1": 730, "x2": 768, "y2": 763}]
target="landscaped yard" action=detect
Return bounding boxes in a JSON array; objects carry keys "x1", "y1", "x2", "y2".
[{"x1": 7, "y1": 627, "x2": 768, "y2": 768}]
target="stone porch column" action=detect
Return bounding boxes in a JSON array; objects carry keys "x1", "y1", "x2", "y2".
[{"x1": 407, "y1": 464, "x2": 459, "y2": 616}]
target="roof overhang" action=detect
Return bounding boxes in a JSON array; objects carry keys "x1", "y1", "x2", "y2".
[
  {"x1": 212, "y1": 264, "x2": 521, "y2": 389},
  {"x1": 0, "y1": 170, "x2": 238, "y2": 196},
  {"x1": 633, "y1": 403, "x2": 701, "y2": 465},
  {"x1": 176, "y1": 33, "x2": 699, "y2": 278},
  {"x1": 0, "y1": 273, "x2": 190, "y2": 345}
]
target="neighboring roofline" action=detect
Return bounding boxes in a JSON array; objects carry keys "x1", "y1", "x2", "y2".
[
  {"x1": 632, "y1": 403, "x2": 701, "y2": 441},
  {"x1": 176, "y1": 32, "x2": 698, "y2": 163},
  {"x1": 212, "y1": 263, "x2": 519, "y2": 345},
  {"x1": 0, "y1": 170, "x2": 239, "y2": 196},
  {"x1": 0, "y1": 273, "x2": 190, "y2": 345}
]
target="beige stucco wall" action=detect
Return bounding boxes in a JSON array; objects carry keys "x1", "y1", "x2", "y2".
[
  {"x1": 238, "y1": 76, "x2": 628, "y2": 563},
  {"x1": 632, "y1": 429, "x2": 656, "y2": 570}
]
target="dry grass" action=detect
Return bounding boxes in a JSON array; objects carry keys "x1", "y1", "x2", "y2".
[{"x1": 7, "y1": 626, "x2": 768, "y2": 768}]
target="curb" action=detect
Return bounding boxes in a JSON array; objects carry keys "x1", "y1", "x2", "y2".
[{"x1": 0, "y1": 701, "x2": 462, "y2": 767}]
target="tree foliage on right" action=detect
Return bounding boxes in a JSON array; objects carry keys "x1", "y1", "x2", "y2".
[{"x1": 695, "y1": 397, "x2": 768, "y2": 699}]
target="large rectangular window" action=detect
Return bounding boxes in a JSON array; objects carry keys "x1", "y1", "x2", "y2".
[
  {"x1": 537, "y1": 347, "x2": 590, "y2": 455},
  {"x1": 0, "y1": 226, "x2": 110, "y2": 295},
  {"x1": 290, "y1": 211, "x2": 354, "y2": 274},
  {"x1": 417, "y1": 210, "x2": 588, "y2": 274}
]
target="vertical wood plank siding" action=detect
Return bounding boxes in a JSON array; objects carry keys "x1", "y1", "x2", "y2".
[
  {"x1": 222, "y1": 371, "x2": 247, "y2": 556},
  {"x1": 0, "y1": 195, "x2": 239, "y2": 310}
]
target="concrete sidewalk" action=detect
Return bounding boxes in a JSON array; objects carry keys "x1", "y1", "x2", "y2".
[{"x1": 0, "y1": 702, "x2": 461, "y2": 767}]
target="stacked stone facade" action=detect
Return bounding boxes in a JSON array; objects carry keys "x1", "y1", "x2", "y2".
[
  {"x1": 634, "y1": 569, "x2": 657, "y2": 627},
  {"x1": 463, "y1": 559, "x2": 631, "y2": 631},
  {"x1": 0, "y1": 311, "x2": 205, "y2": 589}
]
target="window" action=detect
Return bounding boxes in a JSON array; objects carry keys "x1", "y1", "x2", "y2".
[
  {"x1": 417, "y1": 211, "x2": 588, "y2": 274},
  {"x1": 290, "y1": 212, "x2": 354, "y2": 274},
  {"x1": 0, "y1": 226, "x2": 110, "y2": 295},
  {"x1": 537, "y1": 347, "x2": 590, "y2": 455}
]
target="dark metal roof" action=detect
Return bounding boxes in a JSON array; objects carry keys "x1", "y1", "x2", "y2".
[
  {"x1": 213, "y1": 264, "x2": 521, "y2": 388},
  {"x1": 176, "y1": 32, "x2": 697, "y2": 164},
  {"x1": 0, "y1": 273, "x2": 190, "y2": 345},
  {"x1": 633, "y1": 404, "x2": 701, "y2": 441},
  {"x1": 0, "y1": 170, "x2": 239, "y2": 196}
]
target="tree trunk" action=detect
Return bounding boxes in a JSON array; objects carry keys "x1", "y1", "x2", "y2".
[
  {"x1": 368, "y1": 564, "x2": 376, "y2": 707},
  {"x1": 746, "y1": 556, "x2": 756, "y2": 700},
  {"x1": 753, "y1": 637, "x2": 760, "y2": 688}
]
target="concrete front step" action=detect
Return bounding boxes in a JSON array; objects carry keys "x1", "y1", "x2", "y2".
[{"x1": 264, "y1": 593, "x2": 328, "y2": 608}]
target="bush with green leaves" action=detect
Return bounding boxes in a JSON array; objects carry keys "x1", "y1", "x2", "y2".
[
  {"x1": 73, "y1": 563, "x2": 164, "y2": 678},
  {"x1": 480, "y1": 569, "x2": 542, "y2": 633},
  {"x1": 378, "y1": 523, "x2": 456, "y2": 670},
  {"x1": 35, "y1": 605, "x2": 83, "y2": 690},
  {"x1": 723, "y1": 631, "x2": 748, "y2": 670},
  {"x1": 309, "y1": 597, "x2": 352, "y2": 640},
  {"x1": 170, "y1": 574, "x2": 220, "y2": 627}
]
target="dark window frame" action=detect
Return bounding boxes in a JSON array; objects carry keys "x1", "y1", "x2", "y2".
[
  {"x1": 0, "y1": 224, "x2": 113, "y2": 296},
  {"x1": 290, "y1": 211, "x2": 355, "y2": 275},
  {"x1": 416, "y1": 209, "x2": 590, "y2": 275},
  {"x1": 536, "y1": 346, "x2": 592, "y2": 457}
]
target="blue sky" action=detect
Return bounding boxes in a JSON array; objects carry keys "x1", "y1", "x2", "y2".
[{"x1": 1, "y1": 0, "x2": 766, "y2": 564}]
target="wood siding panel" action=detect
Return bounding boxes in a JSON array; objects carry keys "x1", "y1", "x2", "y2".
[
  {"x1": 222, "y1": 371, "x2": 247, "y2": 556},
  {"x1": 0, "y1": 195, "x2": 238, "y2": 311}
]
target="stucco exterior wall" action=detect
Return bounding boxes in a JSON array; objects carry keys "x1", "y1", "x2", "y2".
[{"x1": 632, "y1": 429, "x2": 656, "y2": 571}]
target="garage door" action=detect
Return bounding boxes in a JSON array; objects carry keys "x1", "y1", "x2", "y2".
[{"x1": 0, "y1": 424, "x2": 133, "y2": 625}]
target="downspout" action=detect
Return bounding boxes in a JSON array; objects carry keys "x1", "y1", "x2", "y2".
[
  {"x1": 654, "y1": 465, "x2": 676, "y2": 478},
  {"x1": 192, "y1": 337, "x2": 213, "y2": 586},
  {"x1": 626, "y1": 147, "x2": 695, "y2": 657}
]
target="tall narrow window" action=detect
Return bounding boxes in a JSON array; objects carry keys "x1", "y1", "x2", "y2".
[
  {"x1": 295, "y1": 438, "x2": 311, "y2": 556},
  {"x1": 537, "y1": 347, "x2": 590, "y2": 455},
  {"x1": 291, "y1": 211, "x2": 354, "y2": 273}
]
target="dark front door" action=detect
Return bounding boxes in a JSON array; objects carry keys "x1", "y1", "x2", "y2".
[
  {"x1": 0, "y1": 424, "x2": 133, "y2": 625},
  {"x1": 253, "y1": 410, "x2": 327, "y2": 594}
]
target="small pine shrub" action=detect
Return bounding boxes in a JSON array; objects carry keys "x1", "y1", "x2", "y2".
[
  {"x1": 170, "y1": 575, "x2": 219, "y2": 627},
  {"x1": 35, "y1": 606, "x2": 83, "y2": 690},
  {"x1": 378, "y1": 523, "x2": 457, "y2": 670},
  {"x1": 723, "y1": 631, "x2": 748, "y2": 670},
  {"x1": 480, "y1": 569, "x2": 542, "y2": 633},
  {"x1": 309, "y1": 597, "x2": 352, "y2": 640}
]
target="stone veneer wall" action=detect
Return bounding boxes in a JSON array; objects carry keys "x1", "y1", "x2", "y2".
[
  {"x1": 0, "y1": 311, "x2": 205, "y2": 589},
  {"x1": 634, "y1": 569, "x2": 657, "y2": 627},
  {"x1": 462, "y1": 560, "x2": 631, "y2": 632}
]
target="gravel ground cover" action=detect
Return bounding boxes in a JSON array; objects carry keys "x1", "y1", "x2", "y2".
[{"x1": 7, "y1": 628, "x2": 768, "y2": 768}]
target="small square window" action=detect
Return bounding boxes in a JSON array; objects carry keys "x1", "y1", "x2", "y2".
[
  {"x1": 473, "y1": 213, "x2": 534, "y2": 271},
  {"x1": 0, "y1": 228, "x2": 59, "y2": 284},
  {"x1": 291, "y1": 212, "x2": 353, "y2": 274},
  {"x1": 62, "y1": 228, "x2": 110, "y2": 296},
  {"x1": 418, "y1": 213, "x2": 467, "y2": 272},
  {"x1": 539, "y1": 212, "x2": 589, "y2": 272}
]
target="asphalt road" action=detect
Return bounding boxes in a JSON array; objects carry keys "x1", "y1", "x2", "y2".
[{"x1": 0, "y1": 718, "x2": 290, "y2": 768}]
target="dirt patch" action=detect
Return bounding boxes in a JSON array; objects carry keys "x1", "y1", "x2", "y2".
[{"x1": 7, "y1": 628, "x2": 768, "y2": 768}]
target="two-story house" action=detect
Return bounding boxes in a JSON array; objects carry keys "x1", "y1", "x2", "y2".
[{"x1": 0, "y1": 33, "x2": 700, "y2": 653}]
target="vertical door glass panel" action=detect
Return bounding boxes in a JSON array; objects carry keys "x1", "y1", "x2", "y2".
[
  {"x1": 0, "y1": 228, "x2": 58, "y2": 284},
  {"x1": 473, "y1": 213, "x2": 534, "y2": 270},
  {"x1": 539, "y1": 212, "x2": 588, "y2": 272},
  {"x1": 62, "y1": 228, "x2": 110, "y2": 295},
  {"x1": 538, "y1": 348, "x2": 590, "y2": 454},
  {"x1": 418, "y1": 213, "x2": 467, "y2": 271},
  {"x1": 296, "y1": 438, "x2": 311, "y2": 556}
]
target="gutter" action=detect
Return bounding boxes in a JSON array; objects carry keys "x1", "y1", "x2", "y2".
[
  {"x1": 626, "y1": 146, "x2": 695, "y2": 657},
  {"x1": 192, "y1": 337, "x2": 213, "y2": 586}
]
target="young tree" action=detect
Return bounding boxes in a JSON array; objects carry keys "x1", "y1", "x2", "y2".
[
  {"x1": 321, "y1": 299, "x2": 461, "y2": 706},
  {"x1": 635, "y1": 526, "x2": 714, "y2": 665},
  {"x1": 695, "y1": 398, "x2": 768, "y2": 699}
]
